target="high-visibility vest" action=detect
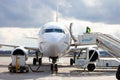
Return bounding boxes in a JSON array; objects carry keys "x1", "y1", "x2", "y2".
[{"x1": 86, "y1": 27, "x2": 91, "y2": 33}]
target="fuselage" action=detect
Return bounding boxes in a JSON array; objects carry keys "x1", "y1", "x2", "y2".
[{"x1": 38, "y1": 22, "x2": 70, "y2": 57}]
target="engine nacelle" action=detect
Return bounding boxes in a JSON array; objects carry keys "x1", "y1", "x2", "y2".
[{"x1": 11, "y1": 47, "x2": 28, "y2": 61}]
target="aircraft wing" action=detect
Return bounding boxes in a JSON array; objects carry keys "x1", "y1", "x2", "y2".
[
  {"x1": 24, "y1": 46, "x2": 39, "y2": 51},
  {"x1": 25, "y1": 37, "x2": 38, "y2": 39},
  {"x1": 0, "y1": 43, "x2": 39, "y2": 51}
]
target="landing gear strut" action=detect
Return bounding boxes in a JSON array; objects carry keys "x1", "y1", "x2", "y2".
[
  {"x1": 33, "y1": 52, "x2": 42, "y2": 65},
  {"x1": 50, "y1": 57, "x2": 58, "y2": 74}
]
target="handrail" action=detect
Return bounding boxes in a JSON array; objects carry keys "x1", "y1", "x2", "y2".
[{"x1": 96, "y1": 33, "x2": 120, "y2": 58}]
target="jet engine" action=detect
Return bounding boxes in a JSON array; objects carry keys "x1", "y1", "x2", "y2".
[
  {"x1": 87, "y1": 48, "x2": 100, "y2": 71},
  {"x1": 11, "y1": 47, "x2": 28, "y2": 61},
  {"x1": 8, "y1": 47, "x2": 29, "y2": 73}
]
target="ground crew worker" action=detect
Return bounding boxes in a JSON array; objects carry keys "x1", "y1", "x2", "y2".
[{"x1": 86, "y1": 26, "x2": 91, "y2": 33}]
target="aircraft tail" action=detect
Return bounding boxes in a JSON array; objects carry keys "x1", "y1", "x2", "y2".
[{"x1": 55, "y1": 5, "x2": 59, "y2": 22}]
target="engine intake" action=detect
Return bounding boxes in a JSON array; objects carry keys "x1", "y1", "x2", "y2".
[
  {"x1": 12, "y1": 49, "x2": 25, "y2": 55},
  {"x1": 11, "y1": 47, "x2": 28, "y2": 61}
]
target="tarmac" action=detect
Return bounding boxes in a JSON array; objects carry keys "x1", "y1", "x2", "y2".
[{"x1": 0, "y1": 56, "x2": 117, "y2": 80}]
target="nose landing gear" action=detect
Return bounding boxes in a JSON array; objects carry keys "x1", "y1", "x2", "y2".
[
  {"x1": 51, "y1": 64, "x2": 58, "y2": 74},
  {"x1": 49, "y1": 57, "x2": 58, "y2": 74}
]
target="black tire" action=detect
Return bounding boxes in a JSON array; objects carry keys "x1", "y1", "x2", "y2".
[
  {"x1": 51, "y1": 64, "x2": 53, "y2": 71},
  {"x1": 51, "y1": 64, "x2": 58, "y2": 74},
  {"x1": 20, "y1": 70, "x2": 23, "y2": 73},
  {"x1": 87, "y1": 64, "x2": 95, "y2": 71},
  {"x1": 70, "y1": 58, "x2": 74, "y2": 66},
  {"x1": 33, "y1": 58, "x2": 37, "y2": 65},
  {"x1": 13, "y1": 70, "x2": 16, "y2": 73},
  {"x1": 55, "y1": 64, "x2": 58, "y2": 72},
  {"x1": 25, "y1": 67, "x2": 29, "y2": 73},
  {"x1": 9, "y1": 70, "x2": 12, "y2": 73},
  {"x1": 116, "y1": 65, "x2": 120, "y2": 80},
  {"x1": 117, "y1": 65, "x2": 120, "y2": 71},
  {"x1": 116, "y1": 71, "x2": 120, "y2": 80},
  {"x1": 26, "y1": 69, "x2": 29, "y2": 73},
  {"x1": 39, "y1": 58, "x2": 42, "y2": 65}
]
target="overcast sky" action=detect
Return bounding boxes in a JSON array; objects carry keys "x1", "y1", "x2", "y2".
[
  {"x1": 0, "y1": 0, "x2": 120, "y2": 48},
  {"x1": 0, "y1": 0, "x2": 120, "y2": 27}
]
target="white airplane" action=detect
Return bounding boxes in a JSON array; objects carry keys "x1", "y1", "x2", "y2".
[
  {"x1": 1, "y1": 21, "x2": 120, "y2": 80},
  {"x1": 0, "y1": 21, "x2": 72, "y2": 73},
  {"x1": 0, "y1": 6, "x2": 88, "y2": 73},
  {"x1": 0, "y1": 21, "x2": 103, "y2": 74},
  {"x1": 37, "y1": 22, "x2": 71, "y2": 72}
]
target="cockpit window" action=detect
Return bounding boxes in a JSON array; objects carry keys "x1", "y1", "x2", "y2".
[
  {"x1": 45, "y1": 29, "x2": 54, "y2": 32},
  {"x1": 44, "y1": 29, "x2": 65, "y2": 33},
  {"x1": 55, "y1": 29, "x2": 64, "y2": 33}
]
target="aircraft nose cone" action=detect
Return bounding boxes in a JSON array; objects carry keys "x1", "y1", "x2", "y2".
[{"x1": 48, "y1": 44, "x2": 59, "y2": 53}]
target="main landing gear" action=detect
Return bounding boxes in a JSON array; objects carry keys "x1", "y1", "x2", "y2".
[
  {"x1": 33, "y1": 52, "x2": 43, "y2": 65},
  {"x1": 50, "y1": 57, "x2": 58, "y2": 74}
]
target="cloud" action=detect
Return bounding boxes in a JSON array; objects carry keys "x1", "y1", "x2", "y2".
[
  {"x1": 58, "y1": 18, "x2": 120, "y2": 38},
  {"x1": 0, "y1": 0, "x2": 120, "y2": 27},
  {"x1": 0, "y1": 0, "x2": 57, "y2": 27},
  {"x1": 60, "y1": 0, "x2": 120, "y2": 24},
  {"x1": 0, "y1": 28, "x2": 39, "y2": 47}
]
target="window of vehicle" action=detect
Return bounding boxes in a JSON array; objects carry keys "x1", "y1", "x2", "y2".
[
  {"x1": 44, "y1": 29, "x2": 65, "y2": 33},
  {"x1": 77, "y1": 49, "x2": 87, "y2": 59},
  {"x1": 45, "y1": 29, "x2": 54, "y2": 32}
]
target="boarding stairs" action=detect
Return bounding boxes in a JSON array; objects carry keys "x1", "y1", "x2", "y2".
[
  {"x1": 78, "y1": 33, "x2": 120, "y2": 58},
  {"x1": 77, "y1": 33, "x2": 120, "y2": 79},
  {"x1": 77, "y1": 33, "x2": 120, "y2": 68}
]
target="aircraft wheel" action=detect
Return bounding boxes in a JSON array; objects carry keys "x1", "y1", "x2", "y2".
[
  {"x1": 33, "y1": 58, "x2": 37, "y2": 65},
  {"x1": 51, "y1": 64, "x2": 53, "y2": 71},
  {"x1": 20, "y1": 70, "x2": 23, "y2": 73},
  {"x1": 26, "y1": 70, "x2": 29, "y2": 73},
  {"x1": 10, "y1": 69, "x2": 13, "y2": 73},
  {"x1": 51, "y1": 64, "x2": 58, "y2": 74},
  {"x1": 55, "y1": 64, "x2": 58, "y2": 72},
  {"x1": 39, "y1": 58, "x2": 42, "y2": 65},
  {"x1": 25, "y1": 67, "x2": 29, "y2": 73},
  {"x1": 70, "y1": 58, "x2": 74, "y2": 66},
  {"x1": 13, "y1": 70, "x2": 16, "y2": 73}
]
